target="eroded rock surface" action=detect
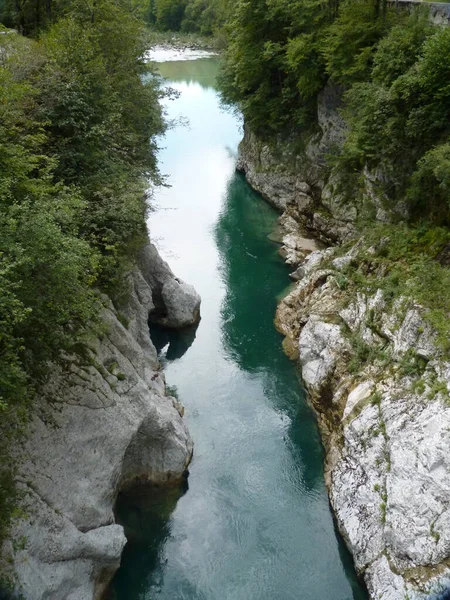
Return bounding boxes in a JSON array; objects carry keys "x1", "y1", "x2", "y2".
[
  {"x1": 236, "y1": 82, "x2": 357, "y2": 244},
  {"x1": 275, "y1": 245, "x2": 450, "y2": 599},
  {"x1": 138, "y1": 243, "x2": 201, "y2": 328},
  {"x1": 0, "y1": 242, "x2": 197, "y2": 600}
]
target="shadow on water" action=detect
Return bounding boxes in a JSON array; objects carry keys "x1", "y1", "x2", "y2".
[
  {"x1": 214, "y1": 172, "x2": 325, "y2": 489},
  {"x1": 214, "y1": 171, "x2": 368, "y2": 598},
  {"x1": 108, "y1": 482, "x2": 189, "y2": 600},
  {"x1": 149, "y1": 322, "x2": 199, "y2": 361}
]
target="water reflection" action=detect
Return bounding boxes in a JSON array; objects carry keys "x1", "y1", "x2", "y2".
[
  {"x1": 215, "y1": 173, "x2": 286, "y2": 372},
  {"x1": 110, "y1": 55, "x2": 367, "y2": 600},
  {"x1": 214, "y1": 171, "x2": 325, "y2": 493},
  {"x1": 157, "y1": 58, "x2": 220, "y2": 90}
]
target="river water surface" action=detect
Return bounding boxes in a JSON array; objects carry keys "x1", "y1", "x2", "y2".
[{"x1": 110, "y1": 51, "x2": 367, "y2": 600}]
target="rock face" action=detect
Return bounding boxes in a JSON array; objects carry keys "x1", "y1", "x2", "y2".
[
  {"x1": 397, "y1": 0, "x2": 450, "y2": 26},
  {"x1": 137, "y1": 243, "x2": 201, "y2": 329},
  {"x1": 275, "y1": 246, "x2": 450, "y2": 599},
  {"x1": 238, "y1": 82, "x2": 450, "y2": 598},
  {"x1": 236, "y1": 81, "x2": 410, "y2": 245},
  {"x1": 236, "y1": 82, "x2": 356, "y2": 243},
  {"x1": 0, "y1": 241, "x2": 199, "y2": 600}
]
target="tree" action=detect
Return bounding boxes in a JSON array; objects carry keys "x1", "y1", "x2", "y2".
[
  {"x1": 153, "y1": 0, "x2": 186, "y2": 30},
  {"x1": 0, "y1": 0, "x2": 166, "y2": 542}
]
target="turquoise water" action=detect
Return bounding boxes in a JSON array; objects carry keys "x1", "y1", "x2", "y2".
[{"x1": 109, "y1": 56, "x2": 367, "y2": 600}]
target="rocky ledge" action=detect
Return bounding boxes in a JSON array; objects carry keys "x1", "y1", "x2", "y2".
[{"x1": 0, "y1": 241, "x2": 200, "y2": 600}]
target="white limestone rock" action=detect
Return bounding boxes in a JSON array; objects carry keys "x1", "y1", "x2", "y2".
[
  {"x1": 299, "y1": 317, "x2": 348, "y2": 393},
  {"x1": 138, "y1": 243, "x2": 201, "y2": 329},
  {"x1": 160, "y1": 278, "x2": 201, "y2": 328},
  {"x1": 343, "y1": 380, "x2": 374, "y2": 419},
  {"x1": 275, "y1": 243, "x2": 450, "y2": 600}
]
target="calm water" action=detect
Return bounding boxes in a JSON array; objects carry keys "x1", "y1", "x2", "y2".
[{"x1": 110, "y1": 54, "x2": 367, "y2": 600}]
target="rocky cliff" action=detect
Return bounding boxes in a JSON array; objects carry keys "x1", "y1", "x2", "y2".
[
  {"x1": 277, "y1": 245, "x2": 450, "y2": 600},
  {"x1": 237, "y1": 82, "x2": 409, "y2": 246},
  {"x1": 238, "y1": 87, "x2": 450, "y2": 599},
  {"x1": 0, "y1": 242, "x2": 200, "y2": 600}
]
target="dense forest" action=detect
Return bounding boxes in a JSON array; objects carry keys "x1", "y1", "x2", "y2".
[
  {"x1": 218, "y1": 0, "x2": 450, "y2": 349},
  {"x1": 219, "y1": 0, "x2": 450, "y2": 224},
  {"x1": 0, "y1": 0, "x2": 230, "y2": 36},
  {"x1": 143, "y1": 0, "x2": 229, "y2": 35},
  {"x1": 0, "y1": 0, "x2": 166, "y2": 542}
]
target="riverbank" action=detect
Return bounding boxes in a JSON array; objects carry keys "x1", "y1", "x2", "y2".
[
  {"x1": 237, "y1": 108, "x2": 450, "y2": 599},
  {"x1": 0, "y1": 240, "x2": 200, "y2": 599},
  {"x1": 108, "y1": 50, "x2": 367, "y2": 600},
  {"x1": 146, "y1": 30, "x2": 223, "y2": 53}
]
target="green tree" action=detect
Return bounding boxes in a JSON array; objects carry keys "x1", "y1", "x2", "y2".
[
  {"x1": 153, "y1": 0, "x2": 186, "y2": 30},
  {"x1": 219, "y1": 0, "x2": 333, "y2": 137},
  {"x1": 0, "y1": 0, "x2": 166, "y2": 542}
]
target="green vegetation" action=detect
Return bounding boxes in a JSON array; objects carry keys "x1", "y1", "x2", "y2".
[
  {"x1": 143, "y1": 0, "x2": 230, "y2": 36},
  {"x1": 219, "y1": 0, "x2": 399, "y2": 137},
  {"x1": 219, "y1": 0, "x2": 450, "y2": 361},
  {"x1": 336, "y1": 223, "x2": 450, "y2": 351},
  {"x1": 0, "y1": 0, "x2": 165, "y2": 543},
  {"x1": 342, "y1": 12, "x2": 450, "y2": 222},
  {"x1": 219, "y1": 0, "x2": 450, "y2": 219}
]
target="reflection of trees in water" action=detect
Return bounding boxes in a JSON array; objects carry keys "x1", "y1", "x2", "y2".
[
  {"x1": 214, "y1": 172, "x2": 325, "y2": 491},
  {"x1": 109, "y1": 481, "x2": 188, "y2": 600},
  {"x1": 157, "y1": 58, "x2": 219, "y2": 90},
  {"x1": 214, "y1": 172, "x2": 288, "y2": 373}
]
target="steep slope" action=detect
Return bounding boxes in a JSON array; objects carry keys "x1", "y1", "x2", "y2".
[
  {"x1": 237, "y1": 82, "x2": 450, "y2": 599},
  {"x1": 0, "y1": 242, "x2": 200, "y2": 600}
]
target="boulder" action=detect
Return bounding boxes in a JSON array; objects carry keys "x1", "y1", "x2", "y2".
[{"x1": 138, "y1": 243, "x2": 201, "y2": 328}]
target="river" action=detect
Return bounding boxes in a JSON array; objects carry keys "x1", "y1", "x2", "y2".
[{"x1": 109, "y1": 50, "x2": 367, "y2": 600}]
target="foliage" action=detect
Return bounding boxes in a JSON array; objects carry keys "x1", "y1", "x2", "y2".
[
  {"x1": 152, "y1": 0, "x2": 187, "y2": 31},
  {"x1": 341, "y1": 11, "x2": 450, "y2": 221},
  {"x1": 218, "y1": 0, "x2": 327, "y2": 137},
  {"x1": 339, "y1": 223, "x2": 450, "y2": 352},
  {"x1": 0, "y1": 0, "x2": 165, "y2": 544},
  {"x1": 142, "y1": 0, "x2": 229, "y2": 34},
  {"x1": 218, "y1": 0, "x2": 450, "y2": 354},
  {"x1": 219, "y1": 0, "x2": 450, "y2": 224},
  {"x1": 323, "y1": 0, "x2": 397, "y2": 85},
  {"x1": 181, "y1": 0, "x2": 228, "y2": 35},
  {"x1": 218, "y1": 0, "x2": 406, "y2": 138}
]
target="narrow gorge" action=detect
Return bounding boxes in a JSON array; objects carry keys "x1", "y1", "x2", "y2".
[
  {"x1": 0, "y1": 239, "x2": 200, "y2": 599},
  {"x1": 3, "y1": 0, "x2": 450, "y2": 598}
]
